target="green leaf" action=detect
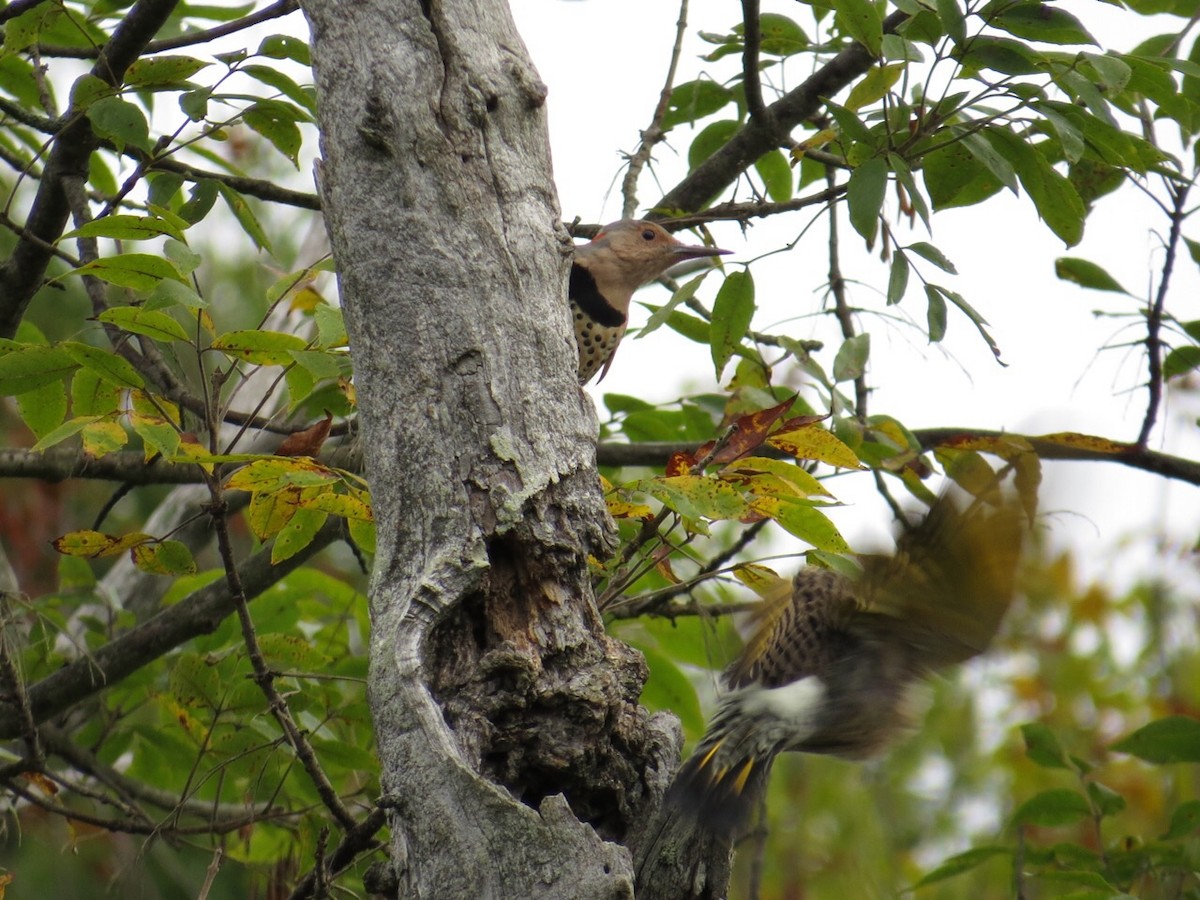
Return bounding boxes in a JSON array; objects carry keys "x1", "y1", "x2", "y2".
[
  {"x1": 0, "y1": 345, "x2": 76, "y2": 396},
  {"x1": 314, "y1": 303, "x2": 348, "y2": 349},
  {"x1": 271, "y1": 507, "x2": 328, "y2": 564},
  {"x1": 132, "y1": 541, "x2": 198, "y2": 575},
  {"x1": 912, "y1": 846, "x2": 1011, "y2": 888},
  {"x1": 887, "y1": 253, "x2": 909, "y2": 304},
  {"x1": 921, "y1": 141, "x2": 988, "y2": 211},
  {"x1": 32, "y1": 415, "x2": 99, "y2": 451},
  {"x1": 846, "y1": 64, "x2": 903, "y2": 111},
  {"x1": 210, "y1": 330, "x2": 308, "y2": 365},
  {"x1": 1164, "y1": 346, "x2": 1200, "y2": 379},
  {"x1": 1012, "y1": 788, "x2": 1092, "y2": 827},
  {"x1": 936, "y1": 0, "x2": 966, "y2": 44},
  {"x1": 124, "y1": 55, "x2": 210, "y2": 86},
  {"x1": 833, "y1": 334, "x2": 870, "y2": 382},
  {"x1": 1054, "y1": 258, "x2": 1129, "y2": 293},
  {"x1": 749, "y1": 497, "x2": 850, "y2": 551},
  {"x1": 217, "y1": 183, "x2": 273, "y2": 254},
  {"x1": 1086, "y1": 781, "x2": 1126, "y2": 817},
  {"x1": 71, "y1": 368, "x2": 120, "y2": 416},
  {"x1": 1111, "y1": 716, "x2": 1200, "y2": 763},
  {"x1": 988, "y1": 129, "x2": 1085, "y2": 246},
  {"x1": 169, "y1": 651, "x2": 222, "y2": 708},
  {"x1": 710, "y1": 271, "x2": 755, "y2": 379},
  {"x1": 74, "y1": 253, "x2": 183, "y2": 291},
  {"x1": 3, "y1": 3, "x2": 63, "y2": 52},
  {"x1": 956, "y1": 36, "x2": 1046, "y2": 76},
  {"x1": 640, "y1": 274, "x2": 708, "y2": 339},
  {"x1": 258, "y1": 33, "x2": 312, "y2": 66},
  {"x1": 688, "y1": 120, "x2": 740, "y2": 171},
  {"x1": 638, "y1": 646, "x2": 705, "y2": 738},
  {"x1": 241, "y1": 64, "x2": 317, "y2": 115},
  {"x1": 834, "y1": 0, "x2": 884, "y2": 55},
  {"x1": 754, "y1": 150, "x2": 794, "y2": 202},
  {"x1": 752, "y1": 13, "x2": 809, "y2": 56},
  {"x1": 961, "y1": 129, "x2": 1019, "y2": 193},
  {"x1": 86, "y1": 96, "x2": 151, "y2": 152},
  {"x1": 243, "y1": 100, "x2": 303, "y2": 167},
  {"x1": 825, "y1": 100, "x2": 874, "y2": 146},
  {"x1": 925, "y1": 284, "x2": 947, "y2": 341},
  {"x1": 907, "y1": 241, "x2": 957, "y2": 274},
  {"x1": 641, "y1": 475, "x2": 750, "y2": 522},
  {"x1": 98, "y1": 307, "x2": 191, "y2": 342},
  {"x1": 64, "y1": 214, "x2": 185, "y2": 243},
  {"x1": 257, "y1": 632, "x2": 330, "y2": 670},
  {"x1": 991, "y1": 3, "x2": 1096, "y2": 45},
  {"x1": 1021, "y1": 722, "x2": 1073, "y2": 770},
  {"x1": 62, "y1": 342, "x2": 145, "y2": 388},
  {"x1": 662, "y1": 80, "x2": 733, "y2": 130},
  {"x1": 847, "y1": 157, "x2": 887, "y2": 242},
  {"x1": 16, "y1": 378, "x2": 68, "y2": 440},
  {"x1": 1162, "y1": 799, "x2": 1200, "y2": 839}
]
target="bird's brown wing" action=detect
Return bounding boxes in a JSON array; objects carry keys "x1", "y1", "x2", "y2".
[
  {"x1": 724, "y1": 567, "x2": 860, "y2": 690},
  {"x1": 856, "y1": 494, "x2": 1025, "y2": 670}
]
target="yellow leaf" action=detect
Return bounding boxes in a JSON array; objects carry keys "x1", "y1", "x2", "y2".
[
  {"x1": 732, "y1": 563, "x2": 789, "y2": 599},
  {"x1": 52, "y1": 530, "x2": 152, "y2": 558},
  {"x1": 766, "y1": 426, "x2": 864, "y2": 470},
  {"x1": 81, "y1": 419, "x2": 127, "y2": 458},
  {"x1": 721, "y1": 455, "x2": 833, "y2": 499},
  {"x1": 247, "y1": 485, "x2": 302, "y2": 540}
]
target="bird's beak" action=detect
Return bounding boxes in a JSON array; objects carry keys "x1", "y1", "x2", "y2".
[{"x1": 672, "y1": 243, "x2": 730, "y2": 260}]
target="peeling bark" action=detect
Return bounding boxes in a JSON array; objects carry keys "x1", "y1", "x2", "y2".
[{"x1": 303, "y1": 0, "x2": 678, "y2": 894}]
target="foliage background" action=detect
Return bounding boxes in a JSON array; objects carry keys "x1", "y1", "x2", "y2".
[{"x1": 0, "y1": 0, "x2": 1197, "y2": 897}]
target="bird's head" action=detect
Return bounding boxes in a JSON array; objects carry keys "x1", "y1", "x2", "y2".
[{"x1": 575, "y1": 219, "x2": 728, "y2": 309}]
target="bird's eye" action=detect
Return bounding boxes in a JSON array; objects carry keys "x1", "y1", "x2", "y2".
[{"x1": 641, "y1": 228, "x2": 656, "y2": 241}]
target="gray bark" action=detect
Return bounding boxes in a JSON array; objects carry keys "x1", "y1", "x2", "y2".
[{"x1": 303, "y1": 1, "x2": 679, "y2": 896}]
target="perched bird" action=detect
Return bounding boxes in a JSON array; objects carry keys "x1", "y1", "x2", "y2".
[
  {"x1": 666, "y1": 493, "x2": 1026, "y2": 837},
  {"x1": 570, "y1": 219, "x2": 728, "y2": 384}
]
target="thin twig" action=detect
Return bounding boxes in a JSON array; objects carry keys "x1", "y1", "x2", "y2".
[
  {"x1": 287, "y1": 807, "x2": 389, "y2": 900},
  {"x1": 197, "y1": 847, "x2": 224, "y2": 900},
  {"x1": 621, "y1": 0, "x2": 690, "y2": 218},
  {"x1": 1137, "y1": 180, "x2": 1191, "y2": 447},
  {"x1": 208, "y1": 496, "x2": 358, "y2": 831}
]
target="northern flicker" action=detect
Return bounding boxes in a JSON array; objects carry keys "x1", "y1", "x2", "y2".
[
  {"x1": 666, "y1": 493, "x2": 1026, "y2": 837},
  {"x1": 570, "y1": 219, "x2": 728, "y2": 384}
]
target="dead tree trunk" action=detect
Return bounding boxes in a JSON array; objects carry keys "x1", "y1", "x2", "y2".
[{"x1": 303, "y1": 1, "x2": 681, "y2": 895}]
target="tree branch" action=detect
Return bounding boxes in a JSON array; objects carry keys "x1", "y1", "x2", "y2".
[
  {"x1": 594, "y1": 430, "x2": 1200, "y2": 486},
  {"x1": 650, "y1": 11, "x2": 906, "y2": 218},
  {"x1": 0, "y1": 519, "x2": 340, "y2": 739},
  {"x1": 621, "y1": 0, "x2": 689, "y2": 218},
  {"x1": 36, "y1": 0, "x2": 300, "y2": 58},
  {"x1": 0, "y1": 0, "x2": 181, "y2": 339},
  {"x1": 1137, "y1": 181, "x2": 1191, "y2": 447}
]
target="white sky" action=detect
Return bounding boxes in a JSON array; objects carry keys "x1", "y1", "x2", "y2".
[{"x1": 513, "y1": 0, "x2": 1200, "y2": 589}]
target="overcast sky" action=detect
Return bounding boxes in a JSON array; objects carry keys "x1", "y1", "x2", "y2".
[{"x1": 511, "y1": 0, "x2": 1200, "y2": 589}]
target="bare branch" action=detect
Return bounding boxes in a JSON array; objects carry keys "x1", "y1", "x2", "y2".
[
  {"x1": 594, "y1": 430, "x2": 1200, "y2": 486},
  {"x1": 621, "y1": 0, "x2": 690, "y2": 218},
  {"x1": 1137, "y1": 181, "x2": 1192, "y2": 447}
]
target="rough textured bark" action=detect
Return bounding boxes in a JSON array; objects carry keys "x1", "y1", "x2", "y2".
[{"x1": 303, "y1": 1, "x2": 679, "y2": 896}]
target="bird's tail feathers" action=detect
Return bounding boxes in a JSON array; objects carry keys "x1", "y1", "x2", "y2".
[{"x1": 664, "y1": 734, "x2": 774, "y2": 838}]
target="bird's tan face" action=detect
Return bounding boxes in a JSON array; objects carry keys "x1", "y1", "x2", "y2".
[{"x1": 576, "y1": 220, "x2": 727, "y2": 313}]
